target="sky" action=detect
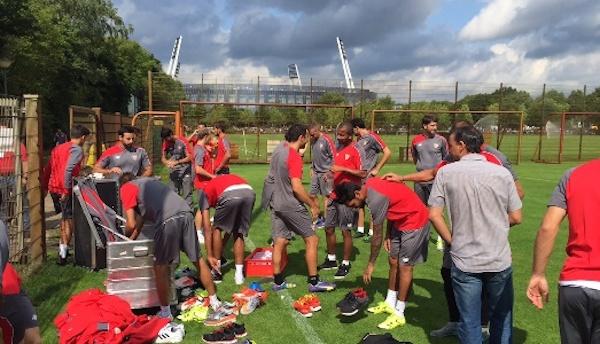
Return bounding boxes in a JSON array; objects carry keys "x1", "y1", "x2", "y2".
[{"x1": 113, "y1": 0, "x2": 600, "y2": 89}]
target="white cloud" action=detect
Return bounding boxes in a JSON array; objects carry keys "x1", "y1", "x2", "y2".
[{"x1": 459, "y1": 0, "x2": 525, "y2": 40}]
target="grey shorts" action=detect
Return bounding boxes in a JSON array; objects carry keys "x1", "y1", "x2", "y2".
[
  {"x1": 325, "y1": 199, "x2": 357, "y2": 230},
  {"x1": 0, "y1": 292, "x2": 38, "y2": 344},
  {"x1": 154, "y1": 212, "x2": 199, "y2": 265},
  {"x1": 388, "y1": 224, "x2": 429, "y2": 266},
  {"x1": 271, "y1": 208, "x2": 314, "y2": 240},
  {"x1": 197, "y1": 189, "x2": 209, "y2": 211},
  {"x1": 60, "y1": 194, "x2": 73, "y2": 220},
  {"x1": 213, "y1": 189, "x2": 256, "y2": 237},
  {"x1": 310, "y1": 172, "x2": 333, "y2": 196}
]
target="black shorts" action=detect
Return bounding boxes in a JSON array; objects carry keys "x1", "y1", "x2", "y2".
[
  {"x1": 0, "y1": 292, "x2": 38, "y2": 344},
  {"x1": 213, "y1": 189, "x2": 255, "y2": 236},
  {"x1": 153, "y1": 212, "x2": 199, "y2": 265},
  {"x1": 559, "y1": 285, "x2": 600, "y2": 344},
  {"x1": 60, "y1": 194, "x2": 73, "y2": 220}
]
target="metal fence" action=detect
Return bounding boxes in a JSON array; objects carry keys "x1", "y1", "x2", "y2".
[{"x1": 0, "y1": 95, "x2": 45, "y2": 267}]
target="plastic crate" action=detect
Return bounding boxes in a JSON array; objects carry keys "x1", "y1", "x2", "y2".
[{"x1": 244, "y1": 247, "x2": 287, "y2": 277}]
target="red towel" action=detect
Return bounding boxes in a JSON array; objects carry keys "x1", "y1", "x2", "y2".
[{"x1": 54, "y1": 289, "x2": 170, "y2": 344}]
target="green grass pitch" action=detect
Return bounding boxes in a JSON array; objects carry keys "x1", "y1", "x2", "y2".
[{"x1": 25, "y1": 161, "x2": 582, "y2": 343}]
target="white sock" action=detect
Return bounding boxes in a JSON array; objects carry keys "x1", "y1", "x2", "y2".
[
  {"x1": 385, "y1": 289, "x2": 397, "y2": 307},
  {"x1": 327, "y1": 254, "x2": 336, "y2": 261},
  {"x1": 395, "y1": 300, "x2": 406, "y2": 316},
  {"x1": 368, "y1": 228, "x2": 373, "y2": 236},
  {"x1": 59, "y1": 244, "x2": 67, "y2": 258},
  {"x1": 235, "y1": 264, "x2": 244, "y2": 276},
  {"x1": 357, "y1": 226, "x2": 365, "y2": 234},
  {"x1": 209, "y1": 294, "x2": 220, "y2": 310},
  {"x1": 342, "y1": 260, "x2": 350, "y2": 266}
]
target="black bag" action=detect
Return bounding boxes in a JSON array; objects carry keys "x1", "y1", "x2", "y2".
[{"x1": 360, "y1": 333, "x2": 413, "y2": 344}]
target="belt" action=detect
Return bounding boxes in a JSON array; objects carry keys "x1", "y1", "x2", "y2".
[{"x1": 224, "y1": 184, "x2": 253, "y2": 193}]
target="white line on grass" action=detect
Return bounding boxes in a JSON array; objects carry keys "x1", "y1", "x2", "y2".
[
  {"x1": 245, "y1": 235, "x2": 325, "y2": 344},
  {"x1": 520, "y1": 177, "x2": 557, "y2": 183}
]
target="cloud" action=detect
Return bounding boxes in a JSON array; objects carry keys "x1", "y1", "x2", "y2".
[{"x1": 113, "y1": 0, "x2": 600, "y2": 89}]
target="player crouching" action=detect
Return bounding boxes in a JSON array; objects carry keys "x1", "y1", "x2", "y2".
[
  {"x1": 333, "y1": 178, "x2": 429, "y2": 329},
  {"x1": 199, "y1": 174, "x2": 256, "y2": 285}
]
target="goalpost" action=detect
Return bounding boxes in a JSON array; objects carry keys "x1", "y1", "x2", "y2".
[
  {"x1": 371, "y1": 109, "x2": 524, "y2": 164},
  {"x1": 179, "y1": 100, "x2": 355, "y2": 163}
]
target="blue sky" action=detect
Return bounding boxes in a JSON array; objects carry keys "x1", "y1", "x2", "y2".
[{"x1": 114, "y1": 0, "x2": 600, "y2": 87}]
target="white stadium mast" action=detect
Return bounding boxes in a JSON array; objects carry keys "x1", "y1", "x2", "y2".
[
  {"x1": 288, "y1": 63, "x2": 302, "y2": 86},
  {"x1": 336, "y1": 37, "x2": 355, "y2": 89},
  {"x1": 166, "y1": 35, "x2": 183, "y2": 78}
]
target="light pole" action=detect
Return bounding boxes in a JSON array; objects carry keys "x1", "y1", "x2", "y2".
[{"x1": 0, "y1": 56, "x2": 14, "y2": 96}]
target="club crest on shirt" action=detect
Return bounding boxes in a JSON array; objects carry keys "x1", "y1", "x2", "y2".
[
  {"x1": 319, "y1": 143, "x2": 323, "y2": 149},
  {"x1": 115, "y1": 155, "x2": 121, "y2": 160},
  {"x1": 132, "y1": 154, "x2": 138, "y2": 160},
  {"x1": 434, "y1": 143, "x2": 440, "y2": 149},
  {"x1": 345, "y1": 154, "x2": 350, "y2": 160}
]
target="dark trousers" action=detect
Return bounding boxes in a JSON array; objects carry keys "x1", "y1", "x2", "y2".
[
  {"x1": 559, "y1": 285, "x2": 600, "y2": 344},
  {"x1": 442, "y1": 267, "x2": 490, "y2": 324}
]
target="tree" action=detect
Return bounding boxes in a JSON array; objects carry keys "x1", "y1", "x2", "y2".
[
  {"x1": 3, "y1": 0, "x2": 162, "y2": 145},
  {"x1": 526, "y1": 90, "x2": 569, "y2": 127}
]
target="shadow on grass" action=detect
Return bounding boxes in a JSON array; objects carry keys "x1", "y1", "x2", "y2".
[
  {"x1": 411, "y1": 278, "x2": 528, "y2": 343},
  {"x1": 23, "y1": 260, "x2": 105, "y2": 339}
]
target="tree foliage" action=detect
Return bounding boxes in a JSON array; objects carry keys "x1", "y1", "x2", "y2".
[{"x1": 1, "y1": 0, "x2": 173, "y2": 144}]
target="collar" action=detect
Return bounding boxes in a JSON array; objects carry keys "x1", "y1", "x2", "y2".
[{"x1": 460, "y1": 153, "x2": 486, "y2": 161}]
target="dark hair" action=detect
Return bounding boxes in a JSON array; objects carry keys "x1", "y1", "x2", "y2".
[
  {"x1": 160, "y1": 127, "x2": 173, "y2": 140},
  {"x1": 214, "y1": 121, "x2": 227, "y2": 133},
  {"x1": 71, "y1": 125, "x2": 91, "y2": 138},
  {"x1": 334, "y1": 182, "x2": 362, "y2": 204},
  {"x1": 451, "y1": 125, "x2": 482, "y2": 153},
  {"x1": 196, "y1": 128, "x2": 210, "y2": 140},
  {"x1": 453, "y1": 120, "x2": 473, "y2": 130},
  {"x1": 118, "y1": 125, "x2": 137, "y2": 137},
  {"x1": 285, "y1": 124, "x2": 308, "y2": 142},
  {"x1": 350, "y1": 118, "x2": 366, "y2": 129},
  {"x1": 119, "y1": 172, "x2": 136, "y2": 185},
  {"x1": 422, "y1": 115, "x2": 438, "y2": 126},
  {"x1": 339, "y1": 121, "x2": 353, "y2": 134}
]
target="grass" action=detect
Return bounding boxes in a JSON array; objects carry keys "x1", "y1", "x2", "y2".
[{"x1": 24, "y1": 161, "x2": 582, "y2": 343}]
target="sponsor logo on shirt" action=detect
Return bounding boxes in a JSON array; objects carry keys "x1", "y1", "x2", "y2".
[
  {"x1": 115, "y1": 155, "x2": 121, "y2": 160},
  {"x1": 132, "y1": 154, "x2": 138, "y2": 161}
]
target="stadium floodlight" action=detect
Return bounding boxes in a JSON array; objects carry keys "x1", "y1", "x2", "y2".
[
  {"x1": 166, "y1": 36, "x2": 183, "y2": 78},
  {"x1": 288, "y1": 64, "x2": 302, "y2": 86},
  {"x1": 336, "y1": 37, "x2": 355, "y2": 89}
]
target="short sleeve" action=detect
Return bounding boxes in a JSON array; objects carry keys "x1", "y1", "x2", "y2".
[
  {"x1": 288, "y1": 150, "x2": 303, "y2": 179},
  {"x1": 223, "y1": 138, "x2": 231, "y2": 152},
  {"x1": 195, "y1": 147, "x2": 206, "y2": 166},
  {"x1": 428, "y1": 169, "x2": 446, "y2": 208},
  {"x1": 353, "y1": 146, "x2": 365, "y2": 171},
  {"x1": 97, "y1": 152, "x2": 111, "y2": 168},
  {"x1": 485, "y1": 146, "x2": 518, "y2": 181},
  {"x1": 120, "y1": 183, "x2": 139, "y2": 211},
  {"x1": 140, "y1": 149, "x2": 150, "y2": 168},
  {"x1": 548, "y1": 168, "x2": 574, "y2": 209},
  {"x1": 366, "y1": 189, "x2": 389, "y2": 226},
  {"x1": 506, "y1": 176, "x2": 523, "y2": 212},
  {"x1": 372, "y1": 134, "x2": 387, "y2": 151}
]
